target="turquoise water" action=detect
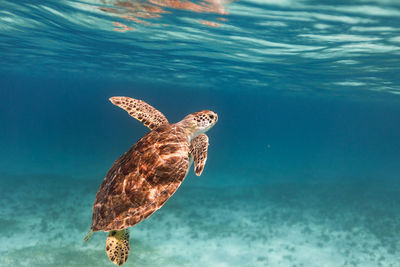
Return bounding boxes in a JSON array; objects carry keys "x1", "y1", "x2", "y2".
[{"x1": 1, "y1": 0, "x2": 400, "y2": 266}]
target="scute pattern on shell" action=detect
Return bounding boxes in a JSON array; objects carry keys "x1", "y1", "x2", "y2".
[{"x1": 91, "y1": 124, "x2": 190, "y2": 231}]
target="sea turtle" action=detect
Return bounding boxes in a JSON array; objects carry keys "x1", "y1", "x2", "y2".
[{"x1": 84, "y1": 96, "x2": 218, "y2": 266}]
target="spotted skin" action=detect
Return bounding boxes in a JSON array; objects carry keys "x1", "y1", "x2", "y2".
[
  {"x1": 106, "y1": 229, "x2": 130, "y2": 266},
  {"x1": 109, "y1": 96, "x2": 168, "y2": 130},
  {"x1": 90, "y1": 124, "x2": 190, "y2": 232},
  {"x1": 189, "y1": 134, "x2": 209, "y2": 176}
]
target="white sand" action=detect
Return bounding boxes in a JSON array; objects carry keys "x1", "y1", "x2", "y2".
[{"x1": 1, "y1": 174, "x2": 399, "y2": 266}]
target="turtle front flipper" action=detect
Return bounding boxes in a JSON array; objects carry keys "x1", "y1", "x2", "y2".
[
  {"x1": 110, "y1": 96, "x2": 168, "y2": 130},
  {"x1": 189, "y1": 134, "x2": 209, "y2": 176},
  {"x1": 106, "y1": 229, "x2": 130, "y2": 266}
]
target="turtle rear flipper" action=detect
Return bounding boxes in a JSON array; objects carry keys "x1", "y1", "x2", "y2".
[
  {"x1": 106, "y1": 229, "x2": 130, "y2": 266},
  {"x1": 83, "y1": 229, "x2": 94, "y2": 243}
]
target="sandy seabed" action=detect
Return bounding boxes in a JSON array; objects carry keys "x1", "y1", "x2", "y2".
[{"x1": 1, "y1": 173, "x2": 399, "y2": 267}]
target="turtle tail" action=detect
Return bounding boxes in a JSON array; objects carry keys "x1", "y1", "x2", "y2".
[{"x1": 106, "y1": 229, "x2": 130, "y2": 266}]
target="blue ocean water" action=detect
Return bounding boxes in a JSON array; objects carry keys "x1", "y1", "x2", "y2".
[{"x1": 1, "y1": 0, "x2": 400, "y2": 266}]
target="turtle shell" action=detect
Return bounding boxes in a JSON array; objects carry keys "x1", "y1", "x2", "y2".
[{"x1": 90, "y1": 124, "x2": 190, "y2": 232}]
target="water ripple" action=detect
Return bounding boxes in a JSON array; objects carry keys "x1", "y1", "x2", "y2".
[{"x1": 0, "y1": 0, "x2": 399, "y2": 96}]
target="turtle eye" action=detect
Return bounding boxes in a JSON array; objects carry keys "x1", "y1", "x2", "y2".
[{"x1": 209, "y1": 114, "x2": 214, "y2": 119}]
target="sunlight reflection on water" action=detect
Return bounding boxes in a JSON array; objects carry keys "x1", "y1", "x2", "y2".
[{"x1": 89, "y1": 0, "x2": 231, "y2": 31}]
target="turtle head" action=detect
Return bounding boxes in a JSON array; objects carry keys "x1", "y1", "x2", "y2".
[{"x1": 178, "y1": 110, "x2": 218, "y2": 138}]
